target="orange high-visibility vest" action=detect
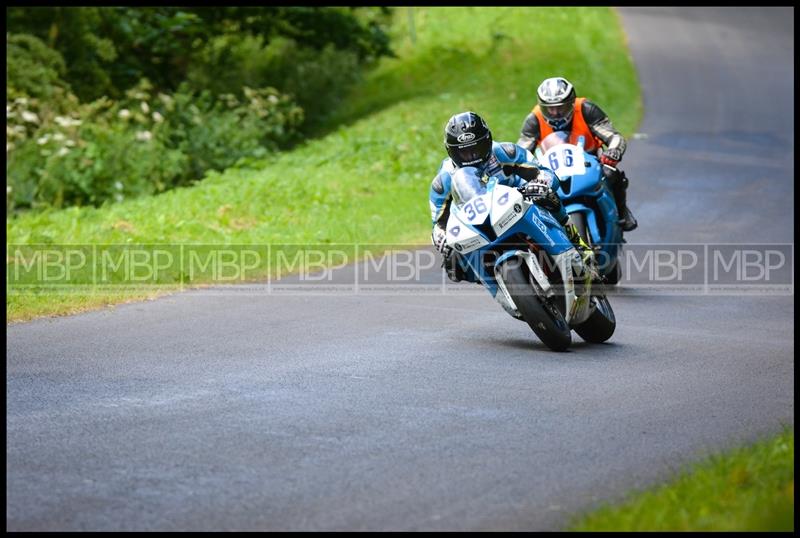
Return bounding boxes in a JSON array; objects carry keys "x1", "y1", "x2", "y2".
[{"x1": 534, "y1": 97, "x2": 603, "y2": 152}]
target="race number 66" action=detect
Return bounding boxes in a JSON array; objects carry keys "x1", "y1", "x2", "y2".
[{"x1": 548, "y1": 148, "x2": 574, "y2": 171}]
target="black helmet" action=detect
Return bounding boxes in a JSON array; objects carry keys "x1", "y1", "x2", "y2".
[
  {"x1": 537, "y1": 77, "x2": 576, "y2": 130},
  {"x1": 444, "y1": 111, "x2": 493, "y2": 168}
]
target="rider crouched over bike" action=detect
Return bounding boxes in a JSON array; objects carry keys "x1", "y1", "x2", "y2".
[
  {"x1": 429, "y1": 111, "x2": 595, "y2": 283},
  {"x1": 517, "y1": 77, "x2": 638, "y2": 232}
]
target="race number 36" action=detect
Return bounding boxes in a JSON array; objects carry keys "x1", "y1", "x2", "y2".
[{"x1": 463, "y1": 197, "x2": 487, "y2": 220}]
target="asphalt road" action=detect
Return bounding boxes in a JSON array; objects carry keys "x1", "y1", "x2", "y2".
[{"x1": 6, "y1": 7, "x2": 794, "y2": 531}]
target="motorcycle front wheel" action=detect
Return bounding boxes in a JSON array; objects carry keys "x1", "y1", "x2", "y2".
[{"x1": 499, "y1": 261, "x2": 571, "y2": 352}]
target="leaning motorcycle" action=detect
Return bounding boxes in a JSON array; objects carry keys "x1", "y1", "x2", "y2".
[
  {"x1": 445, "y1": 166, "x2": 616, "y2": 351},
  {"x1": 536, "y1": 132, "x2": 624, "y2": 284}
]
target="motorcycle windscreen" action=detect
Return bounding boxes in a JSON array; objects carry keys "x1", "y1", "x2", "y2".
[
  {"x1": 450, "y1": 166, "x2": 487, "y2": 207},
  {"x1": 538, "y1": 130, "x2": 570, "y2": 153}
]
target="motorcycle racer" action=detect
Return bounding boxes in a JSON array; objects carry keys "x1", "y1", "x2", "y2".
[
  {"x1": 430, "y1": 111, "x2": 593, "y2": 282},
  {"x1": 517, "y1": 77, "x2": 638, "y2": 232}
]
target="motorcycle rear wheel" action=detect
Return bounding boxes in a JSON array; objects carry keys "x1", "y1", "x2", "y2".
[{"x1": 573, "y1": 294, "x2": 616, "y2": 343}]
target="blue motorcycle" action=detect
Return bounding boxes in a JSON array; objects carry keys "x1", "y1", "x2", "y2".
[
  {"x1": 446, "y1": 166, "x2": 616, "y2": 351},
  {"x1": 535, "y1": 132, "x2": 623, "y2": 284}
]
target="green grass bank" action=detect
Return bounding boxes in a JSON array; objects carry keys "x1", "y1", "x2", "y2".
[
  {"x1": 7, "y1": 7, "x2": 642, "y2": 321},
  {"x1": 569, "y1": 429, "x2": 794, "y2": 532}
]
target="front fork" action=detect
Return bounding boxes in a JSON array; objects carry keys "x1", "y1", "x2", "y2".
[{"x1": 494, "y1": 248, "x2": 593, "y2": 326}]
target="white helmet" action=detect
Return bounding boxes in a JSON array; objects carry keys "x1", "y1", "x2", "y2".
[{"x1": 537, "y1": 77, "x2": 576, "y2": 130}]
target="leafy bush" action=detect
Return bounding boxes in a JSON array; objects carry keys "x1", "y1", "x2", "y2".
[
  {"x1": 7, "y1": 9, "x2": 119, "y2": 101},
  {"x1": 6, "y1": 33, "x2": 71, "y2": 101},
  {"x1": 6, "y1": 80, "x2": 304, "y2": 210},
  {"x1": 160, "y1": 83, "x2": 304, "y2": 181},
  {"x1": 5, "y1": 7, "x2": 394, "y2": 212}
]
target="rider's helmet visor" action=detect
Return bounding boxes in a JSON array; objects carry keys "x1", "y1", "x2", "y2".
[
  {"x1": 542, "y1": 102, "x2": 573, "y2": 121},
  {"x1": 451, "y1": 135, "x2": 492, "y2": 167}
]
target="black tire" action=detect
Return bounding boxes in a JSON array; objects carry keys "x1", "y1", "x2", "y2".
[
  {"x1": 573, "y1": 294, "x2": 616, "y2": 343},
  {"x1": 499, "y1": 260, "x2": 571, "y2": 352},
  {"x1": 604, "y1": 257, "x2": 621, "y2": 285}
]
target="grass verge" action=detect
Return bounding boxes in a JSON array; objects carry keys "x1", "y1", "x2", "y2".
[
  {"x1": 569, "y1": 429, "x2": 794, "y2": 531},
  {"x1": 7, "y1": 7, "x2": 642, "y2": 322}
]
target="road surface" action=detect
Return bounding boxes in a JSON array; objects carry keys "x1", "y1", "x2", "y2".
[{"x1": 7, "y1": 7, "x2": 794, "y2": 531}]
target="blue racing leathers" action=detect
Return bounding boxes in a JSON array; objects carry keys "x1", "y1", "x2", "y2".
[
  {"x1": 429, "y1": 141, "x2": 566, "y2": 229},
  {"x1": 429, "y1": 141, "x2": 567, "y2": 283}
]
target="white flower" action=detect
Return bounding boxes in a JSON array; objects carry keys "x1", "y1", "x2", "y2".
[
  {"x1": 6, "y1": 105, "x2": 11, "y2": 116},
  {"x1": 21, "y1": 111, "x2": 40, "y2": 123},
  {"x1": 55, "y1": 116, "x2": 82, "y2": 127},
  {"x1": 268, "y1": 94, "x2": 279, "y2": 104},
  {"x1": 7, "y1": 186, "x2": 12, "y2": 194},
  {"x1": 13, "y1": 125, "x2": 26, "y2": 134},
  {"x1": 118, "y1": 109, "x2": 131, "y2": 119},
  {"x1": 7, "y1": 143, "x2": 14, "y2": 152},
  {"x1": 140, "y1": 101, "x2": 150, "y2": 114},
  {"x1": 65, "y1": 139, "x2": 76, "y2": 147},
  {"x1": 57, "y1": 147, "x2": 70, "y2": 157},
  {"x1": 114, "y1": 181, "x2": 124, "y2": 190},
  {"x1": 53, "y1": 132, "x2": 66, "y2": 142},
  {"x1": 14, "y1": 97, "x2": 28, "y2": 106},
  {"x1": 135, "y1": 130, "x2": 152, "y2": 142},
  {"x1": 37, "y1": 135, "x2": 51, "y2": 145},
  {"x1": 152, "y1": 111, "x2": 164, "y2": 123}
]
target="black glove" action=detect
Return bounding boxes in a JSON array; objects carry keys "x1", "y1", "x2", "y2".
[
  {"x1": 600, "y1": 147, "x2": 622, "y2": 166},
  {"x1": 502, "y1": 163, "x2": 540, "y2": 181},
  {"x1": 522, "y1": 185, "x2": 562, "y2": 214},
  {"x1": 520, "y1": 180, "x2": 548, "y2": 198}
]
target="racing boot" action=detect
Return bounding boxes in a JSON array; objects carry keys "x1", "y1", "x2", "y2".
[
  {"x1": 616, "y1": 190, "x2": 638, "y2": 231},
  {"x1": 443, "y1": 251, "x2": 479, "y2": 283},
  {"x1": 442, "y1": 250, "x2": 475, "y2": 282},
  {"x1": 443, "y1": 250, "x2": 464, "y2": 282},
  {"x1": 565, "y1": 223, "x2": 600, "y2": 282},
  {"x1": 612, "y1": 171, "x2": 638, "y2": 232}
]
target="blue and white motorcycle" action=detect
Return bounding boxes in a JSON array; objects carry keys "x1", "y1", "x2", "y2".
[
  {"x1": 446, "y1": 166, "x2": 616, "y2": 351},
  {"x1": 536, "y1": 132, "x2": 624, "y2": 284}
]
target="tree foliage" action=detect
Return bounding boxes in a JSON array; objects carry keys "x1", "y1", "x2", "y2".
[
  {"x1": 6, "y1": 7, "x2": 394, "y2": 210},
  {"x1": 6, "y1": 7, "x2": 393, "y2": 102}
]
